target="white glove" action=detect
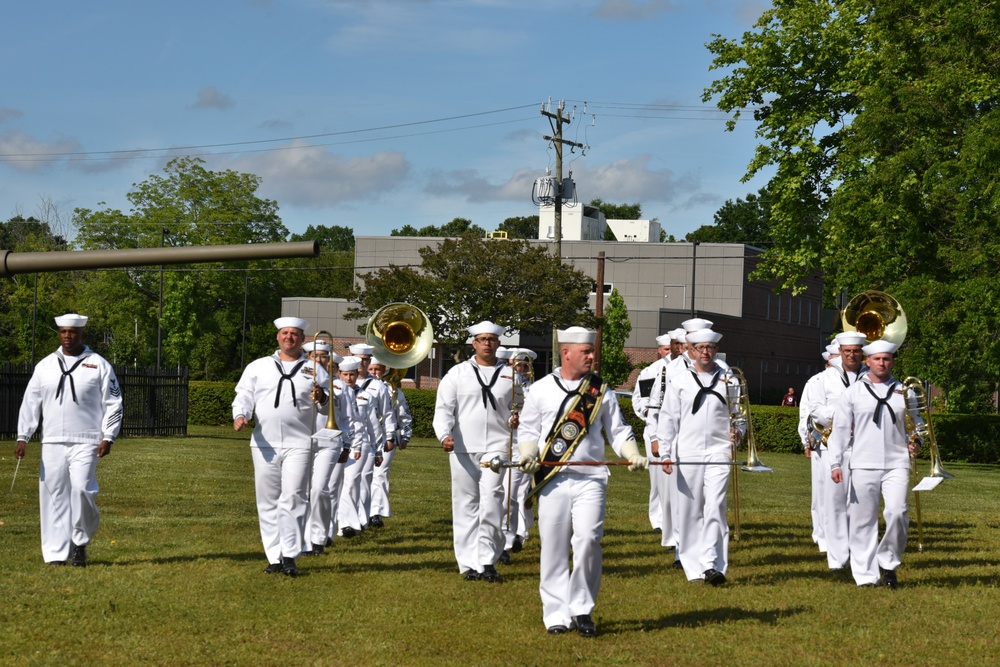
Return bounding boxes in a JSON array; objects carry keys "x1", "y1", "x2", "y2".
[
  {"x1": 620, "y1": 440, "x2": 649, "y2": 472},
  {"x1": 518, "y1": 440, "x2": 541, "y2": 474}
]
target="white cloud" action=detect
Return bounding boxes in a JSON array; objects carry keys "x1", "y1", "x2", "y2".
[
  {"x1": 190, "y1": 87, "x2": 235, "y2": 110},
  {"x1": 592, "y1": 0, "x2": 677, "y2": 20},
  {"x1": 424, "y1": 166, "x2": 538, "y2": 202},
  {"x1": 227, "y1": 141, "x2": 411, "y2": 207},
  {"x1": 0, "y1": 130, "x2": 82, "y2": 173}
]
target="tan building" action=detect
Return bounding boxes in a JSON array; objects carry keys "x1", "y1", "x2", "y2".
[{"x1": 282, "y1": 236, "x2": 831, "y2": 401}]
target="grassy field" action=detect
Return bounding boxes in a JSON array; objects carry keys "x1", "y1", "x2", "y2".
[{"x1": 1, "y1": 427, "x2": 998, "y2": 666}]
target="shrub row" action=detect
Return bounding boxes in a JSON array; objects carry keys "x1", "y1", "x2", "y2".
[{"x1": 186, "y1": 383, "x2": 999, "y2": 464}]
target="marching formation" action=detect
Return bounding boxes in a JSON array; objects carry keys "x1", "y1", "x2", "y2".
[{"x1": 11, "y1": 292, "x2": 948, "y2": 635}]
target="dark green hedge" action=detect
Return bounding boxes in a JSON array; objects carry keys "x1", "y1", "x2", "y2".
[{"x1": 184, "y1": 384, "x2": 999, "y2": 464}]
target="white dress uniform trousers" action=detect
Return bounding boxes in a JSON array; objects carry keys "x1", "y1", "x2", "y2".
[{"x1": 370, "y1": 385, "x2": 411, "y2": 519}]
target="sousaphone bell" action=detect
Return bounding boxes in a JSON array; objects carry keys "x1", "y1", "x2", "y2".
[{"x1": 365, "y1": 302, "x2": 434, "y2": 369}]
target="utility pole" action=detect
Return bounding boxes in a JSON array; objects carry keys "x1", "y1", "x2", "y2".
[
  {"x1": 594, "y1": 251, "x2": 606, "y2": 372},
  {"x1": 541, "y1": 100, "x2": 584, "y2": 264}
]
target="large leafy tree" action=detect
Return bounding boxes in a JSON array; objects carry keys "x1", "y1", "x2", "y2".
[
  {"x1": 348, "y1": 236, "x2": 595, "y2": 356},
  {"x1": 600, "y1": 288, "x2": 631, "y2": 386},
  {"x1": 390, "y1": 217, "x2": 486, "y2": 238},
  {"x1": 496, "y1": 215, "x2": 539, "y2": 239},
  {"x1": 288, "y1": 224, "x2": 357, "y2": 298},
  {"x1": 72, "y1": 157, "x2": 292, "y2": 378},
  {"x1": 704, "y1": 0, "x2": 1000, "y2": 411},
  {"x1": 686, "y1": 188, "x2": 774, "y2": 247}
]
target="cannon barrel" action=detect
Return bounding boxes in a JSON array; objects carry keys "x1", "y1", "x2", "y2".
[{"x1": 0, "y1": 240, "x2": 319, "y2": 278}]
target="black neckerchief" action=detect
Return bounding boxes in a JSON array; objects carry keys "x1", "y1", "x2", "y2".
[
  {"x1": 358, "y1": 377, "x2": 373, "y2": 392},
  {"x1": 863, "y1": 380, "x2": 898, "y2": 426},
  {"x1": 471, "y1": 359, "x2": 504, "y2": 410},
  {"x1": 56, "y1": 352, "x2": 89, "y2": 403},
  {"x1": 837, "y1": 364, "x2": 867, "y2": 388},
  {"x1": 689, "y1": 368, "x2": 726, "y2": 414},
  {"x1": 273, "y1": 357, "x2": 307, "y2": 409}
]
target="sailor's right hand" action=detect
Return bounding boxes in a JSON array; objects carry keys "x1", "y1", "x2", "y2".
[
  {"x1": 442, "y1": 436, "x2": 455, "y2": 453},
  {"x1": 518, "y1": 440, "x2": 541, "y2": 474},
  {"x1": 233, "y1": 416, "x2": 248, "y2": 432},
  {"x1": 14, "y1": 440, "x2": 26, "y2": 459}
]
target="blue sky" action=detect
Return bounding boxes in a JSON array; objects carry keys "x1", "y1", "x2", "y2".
[{"x1": 1, "y1": 0, "x2": 773, "y2": 243}]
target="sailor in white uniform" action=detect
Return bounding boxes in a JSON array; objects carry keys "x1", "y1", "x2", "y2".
[
  {"x1": 368, "y1": 355, "x2": 413, "y2": 527},
  {"x1": 797, "y1": 343, "x2": 838, "y2": 554},
  {"x1": 433, "y1": 321, "x2": 514, "y2": 583},
  {"x1": 500, "y1": 347, "x2": 535, "y2": 564},
  {"x1": 15, "y1": 313, "x2": 124, "y2": 567},
  {"x1": 336, "y1": 355, "x2": 379, "y2": 537},
  {"x1": 518, "y1": 327, "x2": 646, "y2": 637},
  {"x1": 233, "y1": 316, "x2": 329, "y2": 576}
]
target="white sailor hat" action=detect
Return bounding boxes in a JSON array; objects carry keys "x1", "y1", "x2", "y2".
[
  {"x1": 338, "y1": 356, "x2": 362, "y2": 371},
  {"x1": 822, "y1": 351, "x2": 831, "y2": 361},
  {"x1": 655, "y1": 334, "x2": 672, "y2": 346},
  {"x1": 681, "y1": 317, "x2": 714, "y2": 332},
  {"x1": 468, "y1": 321, "x2": 504, "y2": 337},
  {"x1": 348, "y1": 343, "x2": 375, "y2": 356},
  {"x1": 328, "y1": 352, "x2": 344, "y2": 365},
  {"x1": 671, "y1": 329, "x2": 687, "y2": 344},
  {"x1": 496, "y1": 347, "x2": 512, "y2": 360},
  {"x1": 557, "y1": 327, "x2": 597, "y2": 344},
  {"x1": 54, "y1": 313, "x2": 88, "y2": 328},
  {"x1": 686, "y1": 328, "x2": 722, "y2": 344},
  {"x1": 274, "y1": 316, "x2": 309, "y2": 331},
  {"x1": 835, "y1": 331, "x2": 868, "y2": 347},
  {"x1": 303, "y1": 340, "x2": 331, "y2": 353},
  {"x1": 513, "y1": 348, "x2": 538, "y2": 361},
  {"x1": 368, "y1": 355, "x2": 386, "y2": 367},
  {"x1": 862, "y1": 339, "x2": 898, "y2": 356},
  {"x1": 826, "y1": 343, "x2": 841, "y2": 355}
]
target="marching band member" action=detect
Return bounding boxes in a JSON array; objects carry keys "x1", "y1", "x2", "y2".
[
  {"x1": 797, "y1": 343, "x2": 838, "y2": 554},
  {"x1": 807, "y1": 331, "x2": 868, "y2": 570},
  {"x1": 302, "y1": 343, "x2": 365, "y2": 555},
  {"x1": 513, "y1": 349, "x2": 539, "y2": 554},
  {"x1": 632, "y1": 332, "x2": 677, "y2": 539},
  {"x1": 346, "y1": 343, "x2": 396, "y2": 531},
  {"x1": 518, "y1": 327, "x2": 646, "y2": 637},
  {"x1": 368, "y1": 356, "x2": 413, "y2": 529},
  {"x1": 15, "y1": 313, "x2": 124, "y2": 567},
  {"x1": 233, "y1": 317, "x2": 328, "y2": 576},
  {"x1": 828, "y1": 339, "x2": 920, "y2": 588},
  {"x1": 433, "y1": 321, "x2": 514, "y2": 583},
  {"x1": 656, "y1": 329, "x2": 742, "y2": 585},
  {"x1": 336, "y1": 356, "x2": 377, "y2": 537},
  {"x1": 500, "y1": 347, "x2": 535, "y2": 564}
]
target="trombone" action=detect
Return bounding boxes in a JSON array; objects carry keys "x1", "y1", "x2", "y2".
[
  {"x1": 311, "y1": 330, "x2": 341, "y2": 440},
  {"x1": 902, "y1": 375, "x2": 954, "y2": 551},
  {"x1": 723, "y1": 367, "x2": 774, "y2": 541}
]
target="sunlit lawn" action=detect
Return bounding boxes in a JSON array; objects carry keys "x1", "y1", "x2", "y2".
[{"x1": 1, "y1": 427, "x2": 998, "y2": 666}]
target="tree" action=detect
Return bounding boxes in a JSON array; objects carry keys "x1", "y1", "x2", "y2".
[
  {"x1": 72, "y1": 157, "x2": 293, "y2": 378},
  {"x1": 686, "y1": 188, "x2": 774, "y2": 246},
  {"x1": 390, "y1": 217, "x2": 486, "y2": 238},
  {"x1": 288, "y1": 224, "x2": 357, "y2": 298},
  {"x1": 600, "y1": 288, "x2": 631, "y2": 387},
  {"x1": 496, "y1": 215, "x2": 539, "y2": 239},
  {"x1": 704, "y1": 0, "x2": 1000, "y2": 411},
  {"x1": 348, "y1": 236, "x2": 595, "y2": 356},
  {"x1": 589, "y1": 198, "x2": 642, "y2": 221}
]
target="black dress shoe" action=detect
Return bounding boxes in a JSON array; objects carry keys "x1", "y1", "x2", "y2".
[
  {"x1": 370, "y1": 515, "x2": 384, "y2": 528},
  {"x1": 305, "y1": 543, "x2": 324, "y2": 556},
  {"x1": 481, "y1": 564, "x2": 503, "y2": 583},
  {"x1": 880, "y1": 567, "x2": 898, "y2": 589},
  {"x1": 671, "y1": 559, "x2": 684, "y2": 569},
  {"x1": 547, "y1": 625, "x2": 569, "y2": 635},
  {"x1": 325, "y1": 537, "x2": 333, "y2": 547},
  {"x1": 704, "y1": 568, "x2": 727, "y2": 586},
  {"x1": 653, "y1": 527, "x2": 662, "y2": 534},
  {"x1": 573, "y1": 614, "x2": 597, "y2": 637},
  {"x1": 462, "y1": 569, "x2": 481, "y2": 581},
  {"x1": 71, "y1": 544, "x2": 87, "y2": 567},
  {"x1": 48, "y1": 560, "x2": 67, "y2": 566},
  {"x1": 341, "y1": 527, "x2": 357, "y2": 538},
  {"x1": 512, "y1": 536, "x2": 523, "y2": 553},
  {"x1": 281, "y1": 557, "x2": 299, "y2": 577},
  {"x1": 498, "y1": 550, "x2": 512, "y2": 565},
  {"x1": 263, "y1": 562, "x2": 283, "y2": 574}
]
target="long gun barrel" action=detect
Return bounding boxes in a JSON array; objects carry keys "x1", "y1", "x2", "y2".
[{"x1": 0, "y1": 240, "x2": 319, "y2": 277}]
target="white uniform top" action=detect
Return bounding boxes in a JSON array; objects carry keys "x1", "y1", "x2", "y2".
[
  {"x1": 433, "y1": 358, "x2": 514, "y2": 454},
  {"x1": 518, "y1": 369, "x2": 635, "y2": 480},
  {"x1": 355, "y1": 376, "x2": 396, "y2": 454},
  {"x1": 828, "y1": 374, "x2": 920, "y2": 471},
  {"x1": 393, "y1": 388, "x2": 413, "y2": 441},
  {"x1": 232, "y1": 351, "x2": 330, "y2": 450},
  {"x1": 655, "y1": 365, "x2": 742, "y2": 462},
  {"x1": 632, "y1": 356, "x2": 670, "y2": 442},
  {"x1": 807, "y1": 364, "x2": 868, "y2": 430},
  {"x1": 313, "y1": 378, "x2": 367, "y2": 451},
  {"x1": 797, "y1": 371, "x2": 826, "y2": 447},
  {"x1": 17, "y1": 346, "x2": 124, "y2": 444}
]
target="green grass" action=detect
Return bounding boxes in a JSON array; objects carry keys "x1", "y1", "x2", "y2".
[{"x1": 1, "y1": 428, "x2": 998, "y2": 666}]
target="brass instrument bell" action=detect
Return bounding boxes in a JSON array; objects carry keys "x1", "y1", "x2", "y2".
[
  {"x1": 841, "y1": 290, "x2": 907, "y2": 346},
  {"x1": 366, "y1": 302, "x2": 434, "y2": 369}
]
